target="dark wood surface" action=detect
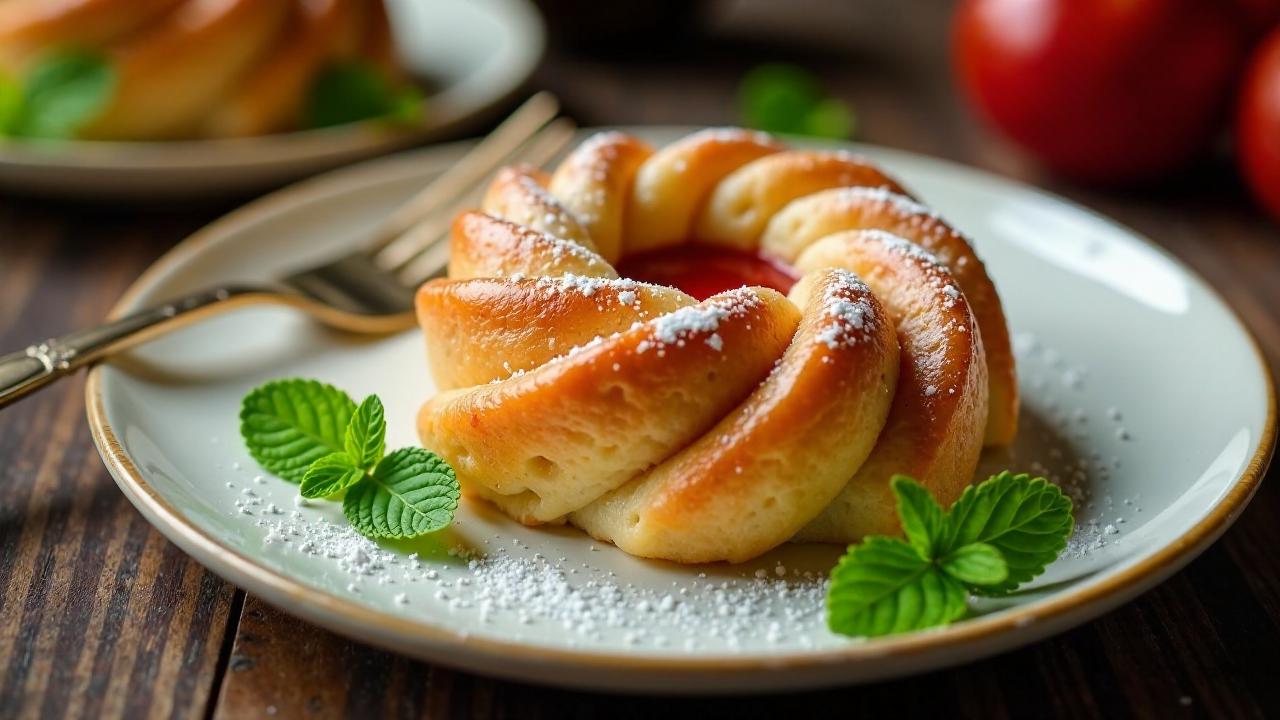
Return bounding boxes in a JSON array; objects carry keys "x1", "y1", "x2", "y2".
[{"x1": 3, "y1": 2, "x2": 1279, "y2": 717}]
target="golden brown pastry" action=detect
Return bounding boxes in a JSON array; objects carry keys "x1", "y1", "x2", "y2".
[
  {"x1": 415, "y1": 128, "x2": 1017, "y2": 563},
  {"x1": 0, "y1": 0, "x2": 183, "y2": 74},
  {"x1": 81, "y1": 0, "x2": 292, "y2": 140},
  {"x1": 203, "y1": 0, "x2": 365, "y2": 138}
]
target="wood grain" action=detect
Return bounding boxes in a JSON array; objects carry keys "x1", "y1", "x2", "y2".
[
  {"x1": 2, "y1": 0, "x2": 1278, "y2": 717},
  {"x1": 0, "y1": 204, "x2": 239, "y2": 719}
]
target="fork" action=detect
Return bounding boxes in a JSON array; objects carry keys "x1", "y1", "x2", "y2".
[{"x1": 0, "y1": 93, "x2": 577, "y2": 409}]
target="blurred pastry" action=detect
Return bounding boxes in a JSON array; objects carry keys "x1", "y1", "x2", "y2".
[{"x1": 0, "y1": 0, "x2": 413, "y2": 140}]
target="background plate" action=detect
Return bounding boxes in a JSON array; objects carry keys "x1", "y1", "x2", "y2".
[
  {"x1": 86, "y1": 128, "x2": 1274, "y2": 693},
  {"x1": 0, "y1": 0, "x2": 544, "y2": 199}
]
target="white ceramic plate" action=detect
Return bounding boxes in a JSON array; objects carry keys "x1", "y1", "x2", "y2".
[
  {"x1": 86, "y1": 128, "x2": 1275, "y2": 693},
  {"x1": 0, "y1": 0, "x2": 543, "y2": 199}
]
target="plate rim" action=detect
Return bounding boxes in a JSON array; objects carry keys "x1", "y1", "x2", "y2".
[{"x1": 83, "y1": 131, "x2": 1277, "y2": 686}]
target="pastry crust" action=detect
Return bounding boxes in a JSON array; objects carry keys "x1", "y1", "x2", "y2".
[
  {"x1": 694, "y1": 150, "x2": 915, "y2": 250},
  {"x1": 547, "y1": 132, "x2": 655, "y2": 263},
  {"x1": 203, "y1": 0, "x2": 364, "y2": 138},
  {"x1": 480, "y1": 166, "x2": 599, "y2": 252},
  {"x1": 625, "y1": 128, "x2": 785, "y2": 254},
  {"x1": 791, "y1": 231, "x2": 987, "y2": 542},
  {"x1": 416, "y1": 277, "x2": 695, "y2": 391},
  {"x1": 760, "y1": 186, "x2": 1016, "y2": 445},
  {"x1": 416, "y1": 128, "x2": 1019, "y2": 563},
  {"x1": 0, "y1": 0, "x2": 183, "y2": 73},
  {"x1": 417, "y1": 287, "x2": 801, "y2": 524},
  {"x1": 571, "y1": 270, "x2": 899, "y2": 562},
  {"x1": 83, "y1": 0, "x2": 292, "y2": 140},
  {"x1": 448, "y1": 212, "x2": 616, "y2": 280}
]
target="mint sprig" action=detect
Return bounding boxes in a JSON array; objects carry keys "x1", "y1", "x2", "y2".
[
  {"x1": 827, "y1": 474, "x2": 1073, "y2": 638},
  {"x1": 739, "y1": 63, "x2": 856, "y2": 140},
  {"x1": 299, "y1": 452, "x2": 365, "y2": 499},
  {"x1": 240, "y1": 379, "x2": 459, "y2": 541},
  {"x1": 304, "y1": 61, "x2": 424, "y2": 130},
  {"x1": 827, "y1": 536, "x2": 969, "y2": 638},
  {"x1": 240, "y1": 379, "x2": 355, "y2": 482},
  {"x1": 344, "y1": 395, "x2": 387, "y2": 470},
  {"x1": 344, "y1": 448, "x2": 459, "y2": 539},
  {"x1": 0, "y1": 50, "x2": 115, "y2": 139},
  {"x1": 942, "y1": 472, "x2": 1074, "y2": 594}
]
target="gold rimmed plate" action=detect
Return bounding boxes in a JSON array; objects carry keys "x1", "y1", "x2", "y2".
[{"x1": 85, "y1": 128, "x2": 1274, "y2": 693}]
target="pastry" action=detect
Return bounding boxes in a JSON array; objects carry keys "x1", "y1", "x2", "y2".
[
  {"x1": 416, "y1": 128, "x2": 1017, "y2": 563},
  {"x1": 0, "y1": 0, "x2": 406, "y2": 140}
]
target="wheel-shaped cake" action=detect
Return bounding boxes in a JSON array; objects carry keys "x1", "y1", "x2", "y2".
[{"x1": 416, "y1": 128, "x2": 1017, "y2": 563}]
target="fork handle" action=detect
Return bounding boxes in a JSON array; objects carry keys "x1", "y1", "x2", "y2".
[{"x1": 0, "y1": 285, "x2": 252, "y2": 409}]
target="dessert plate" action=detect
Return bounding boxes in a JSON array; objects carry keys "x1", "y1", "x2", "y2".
[
  {"x1": 85, "y1": 128, "x2": 1275, "y2": 693},
  {"x1": 0, "y1": 0, "x2": 544, "y2": 199}
]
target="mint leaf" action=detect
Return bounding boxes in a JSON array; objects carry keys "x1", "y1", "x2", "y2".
[
  {"x1": 0, "y1": 72, "x2": 22, "y2": 135},
  {"x1": 740, "y1": 63, "x2": 823, "y2": 134},
  {"x1": 939, "y1": 543, "x2": 1008, "y2": 587},
  {"x1": 892, "y1": 475, "x2": 946, "y2": 559},
  {"x1": 300, "y1": 452, "x2": 365, "y2": 499},
  {"x1": 239, "y1": 379, "x2": 356, "y2": 483},
  {"x1": 16, "y1": 50, "x2": 114, "y2": 139},
  {"x1": 802, "y1": 97, "x2": 856, "y2": 140},
  {"x1": 827, "y1": 536, "x2": 968, "y2": 638},
  {"x1": 342, "y1": 448, "x2": 459, "y2": 539},
  {"x1": 827, "y1": 471, "x2": 1074, "y2": 637},
  {"x1": 738, "y1": 63, "x2": 854, "y2": 139},
  {"x1": 941, "y1": 472, "x2": 1074, "y2": 594},
  {"x1": 344, "y1": 395, "x2": 386, "y2": 471},
  {"x1": 305, "y1": 61, "x2": 423, "y2": 129},
  {"x1": 385, "y1": 86, "x2": 426, "y2": 126}
]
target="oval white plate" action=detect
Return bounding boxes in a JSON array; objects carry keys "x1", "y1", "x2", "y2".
[
  {"x1": 86, "y1": 128, "x2": 1275, "y2": 693},
  {"x1": 0, "y1": 0, "x2": 543, "y2": 199}
]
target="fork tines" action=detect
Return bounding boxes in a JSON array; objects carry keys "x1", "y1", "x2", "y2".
[{"x1": 370, "y1": 93, "x2": 578, "y2": 286}]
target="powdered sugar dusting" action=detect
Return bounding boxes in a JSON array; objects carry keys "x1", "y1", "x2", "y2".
[
  {"x1": 814, "y1": 269, "x2": 876, "y2": 350},
  {"x1": 1008, "y1": 331, "x2": 1143, "y2": 562},
  {"x1": 854, "y1": 230, "x2": 968, "y2": 309},
  {"x1": 696, "y1": 126, "x2": 778, "y2": 147},
  {"x1": 510, "y1": 223, "x2": 600, "y2": 263},
  {"x1": 857, "y1": 228, "x2": 940, "y2": 265},
  {"x1": 642, "y1": 288, "x2": 762, "y2": 353},
  {"x1": 509, "y1": 175, "x2": 582, "y2": 239},
  {"x1": 531, "y1": 274, "x2": 638, "y2": 300},
  {"x1": 243, "y1": 499, "x2": 834, "y2": 652},
  {"x1": 831, "y1": 185, "x2": 933, "y2": 218}
]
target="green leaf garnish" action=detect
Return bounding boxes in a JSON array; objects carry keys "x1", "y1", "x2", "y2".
[
  {"x1": 938, "y1": 543, "x2": 1008, "y2": 587},
  {"x1": 0, "y1": 71, "x2": 23, "y2": 136},
  {"x1": 13, "y1": 50, "x2": 115, "y2": 139},
  {"x1": 738, "y1": 63, "x2": 855, "y2": 140},
  {"x1": 801, "y1": 97, "x2": 856, "y2": 140},
  {"x1": 342, "y1": 447, "x2": 460, "y2": 539},
  {"x1": 826, "y1": 536, "x2": 969, "y2": 637},
  {"x1": 893, "y1": 474, "x2": 946, "y2": 559},
  {"x1": 299, "y1": 452, "x2": 365, "y2": 499},
  {"x1": 305, "y1": 61, "x2": 424, "y2": 130},
  {"x1": 344, "y1": 395, "x2": 386, "y2": 471},
  {"x1": 241, "y1": 378, "x2": 460, "y2": 541},
  {"x1": 827, "y1": 473, "x2": 1074, "y2": 638},
  {"x1": 239, "y1": 379, "x2": 356, "y2": 483},
  {"x1": 941, "y1": 471, "x2": 1074, "y2": 594}
]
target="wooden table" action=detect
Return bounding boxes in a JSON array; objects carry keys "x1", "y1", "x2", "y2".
[{"x1": 3, "y1": 2, "x2": 1278, "y2": 717}]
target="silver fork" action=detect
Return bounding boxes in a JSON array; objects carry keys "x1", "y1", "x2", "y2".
[{"x1": 0, "y1": 93, "x2": 577, "y2": 408}]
